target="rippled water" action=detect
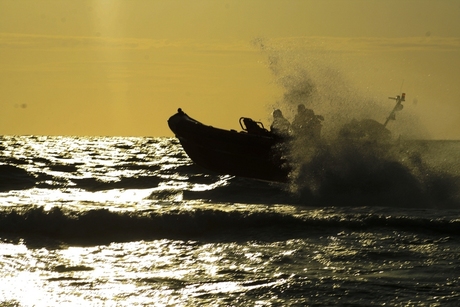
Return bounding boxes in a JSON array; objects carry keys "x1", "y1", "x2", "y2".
[{"x1": 1, "y1": 136, "x2": 460, "y2": 306}]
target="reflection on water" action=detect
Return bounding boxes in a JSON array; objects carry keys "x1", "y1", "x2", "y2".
[{"x1": 1, "y1": 136, "x2": 459, "y2": 306}]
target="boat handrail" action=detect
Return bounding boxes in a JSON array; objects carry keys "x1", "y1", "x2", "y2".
[{"x1": 239, "y1": 117, "x2": 266, "y2": 132}]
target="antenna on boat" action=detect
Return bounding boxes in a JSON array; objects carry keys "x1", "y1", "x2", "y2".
[
  {"x1": 383, "y1": 93, "x2": 405, "y2": 127},
  {"x1": 399, "y1": 79, "x2": 405, "y2": 93}
]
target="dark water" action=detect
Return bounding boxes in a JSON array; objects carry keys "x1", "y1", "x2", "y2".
[{"x1": 1, "y1": 136, "x2": 459, "y2": 306}]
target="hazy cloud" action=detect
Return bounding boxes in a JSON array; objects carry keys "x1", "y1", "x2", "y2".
[
  {"x1": 0, "y1": 33, "x2": 178, "y2": 51},
  {"x1": 265, "y1": 36, "x2": 460, "y2": 53}
]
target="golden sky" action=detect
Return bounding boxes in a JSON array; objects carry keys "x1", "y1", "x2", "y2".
[{"x1": 1, "y1": 0, "x2": 459, "y2": 139}]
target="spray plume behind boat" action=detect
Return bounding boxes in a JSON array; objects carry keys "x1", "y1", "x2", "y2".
[{"x1": 250, "y1": 39, "x2": 458, "y2": 206}]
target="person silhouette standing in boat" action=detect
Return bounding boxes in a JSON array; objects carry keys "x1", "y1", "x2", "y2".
[
  {"x1": 291, "y1": 104, "x2": 324, "y2": 142},
  {"x1": 270, "y1": 109, "x2": 290, "y2": 137}
]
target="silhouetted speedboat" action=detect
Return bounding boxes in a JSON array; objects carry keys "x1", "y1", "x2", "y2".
[
  {"x1": 168, "y1": 108, "x2": 290, "y2": 182},
  {"x1": 167, "y1": 93, "x2": 406, "y2": 183}
]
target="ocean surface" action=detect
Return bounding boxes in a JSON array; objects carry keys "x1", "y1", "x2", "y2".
[{"x1": 1, "y1": 135, "x2": 460, "y2": 306}]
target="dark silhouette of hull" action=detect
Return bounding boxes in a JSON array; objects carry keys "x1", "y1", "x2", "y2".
[{"x1": 168, "y1": 109, "x2": 289, "y2": 182}]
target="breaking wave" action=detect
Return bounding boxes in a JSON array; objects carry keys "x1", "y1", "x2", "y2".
[
  {"x1": 285, "y1": 139, "x2": 460, "y2": 209},
  {"x1": 1, "y1": 206, "x2": 459, "y2": 245}
]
